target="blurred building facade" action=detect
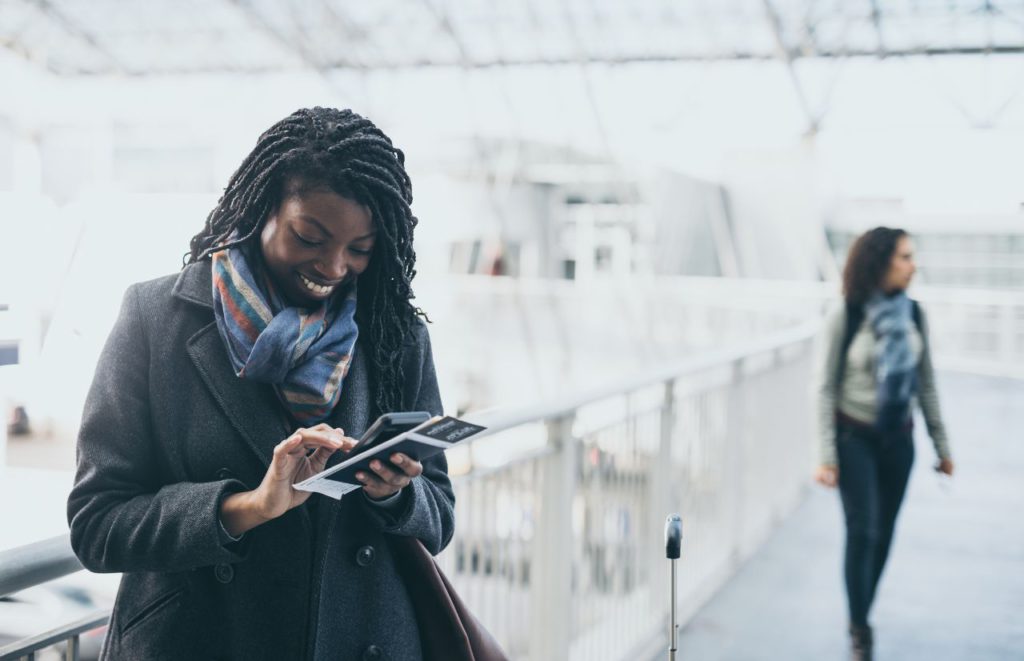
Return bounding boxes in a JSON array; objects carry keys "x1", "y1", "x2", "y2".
[{"x1": 829, "y1": 198, "x2": 1024, "y2": 290}]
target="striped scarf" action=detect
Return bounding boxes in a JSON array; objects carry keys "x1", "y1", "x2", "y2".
[
  {"x1": 210, "y1": 246, "x2": 358, "y2": 425},
  {"x1": 866, "y1": 290, "x2": 918, "y2": 433}
]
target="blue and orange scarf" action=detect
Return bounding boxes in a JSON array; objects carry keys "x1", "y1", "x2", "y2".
[{"x1": 210, "y1": 245, "x2": 358, "y2": 425}]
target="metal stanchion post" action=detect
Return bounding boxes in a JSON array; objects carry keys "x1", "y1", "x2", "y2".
[{"x1": 664, "y1": 514, "x2": 682, "y2": 661}]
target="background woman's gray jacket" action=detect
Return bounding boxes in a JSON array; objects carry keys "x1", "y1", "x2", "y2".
[
  {"x1": 67, "y1": 260, "x2": 455, "y2": 661},
  {"x1": 815, "y1": 301, "x2": 951, "y2": 466}
]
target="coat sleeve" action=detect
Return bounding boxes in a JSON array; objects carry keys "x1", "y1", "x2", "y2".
[
  {"x1": 814, "y1": 304, "x2": 846, "y2": 467},
  {"x1": 360, "y1": 321, "x2": 456, "y2": 555},
  {"x1": 67, "y1": 284, "x2": 250, "y2": 573},
  {"x1": 915, "y1": 306, "x2": 952, "y2": 460}
]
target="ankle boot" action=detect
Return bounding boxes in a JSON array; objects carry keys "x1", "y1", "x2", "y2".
[{"x1": 849, "y1": 623, "x2": 873, "y2": 661}]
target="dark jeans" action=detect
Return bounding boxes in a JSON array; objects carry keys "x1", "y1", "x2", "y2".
[{"x1": 837, "y1": 419, "x2": 915, "y2": 627}]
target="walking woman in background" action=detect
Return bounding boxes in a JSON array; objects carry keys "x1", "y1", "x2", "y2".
[
  {"x1": 815, "y1": 227, "x2": 954, "y2": 661},
  {"x1": 68, "y1": 107, "x2": 454, "y2": 660}
]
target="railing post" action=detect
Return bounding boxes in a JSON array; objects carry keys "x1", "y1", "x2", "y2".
[
  {"x1": 529, "y1": 413, "x2": 576, "y2": 660},
  {"x1": 999, "y1": 301, "x2": 1015, "y2": 370},
  {"x1": 649, "y1": 379, "x2": 676, "y2": 620},
  {"x1": 727, "y1": 358, "x2": 747, "y2": 564},
  {"x1": 0, "y1": 387, "x2": 7, "y2": 469}
]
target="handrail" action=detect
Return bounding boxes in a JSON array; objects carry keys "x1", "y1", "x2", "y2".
[
  {"x1": 466, "y1": 320, "x2": 819, "y2": 435},
  {"x1": 0, "y1": 319, "x2": 821, "y2": 660},
  {"x1": 0, "y1": 611, "x2": 108, "y2": 660},
  {"x1": 0, "y1": 535, "x2": 83, "y2": 599},
  {"x1": 0, "y1": 321, "x2": 821, "y2": 601},
  {"x1": 0, "y1": 322, "x2": 821, "y2": 601},
  {"x1": 0, "y1": 536, "x2": 97, "y2": 661}
]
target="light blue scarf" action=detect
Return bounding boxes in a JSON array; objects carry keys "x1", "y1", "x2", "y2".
[
  {"x1": 211, "y1": 245, "x2": 359, "y2": 425},
  {"x1": 865, "y1": 291, "x2": 917, "y2": 432}
]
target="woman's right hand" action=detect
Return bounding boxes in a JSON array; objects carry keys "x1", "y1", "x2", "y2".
[
  {"x1": 814, "y1": 464, "x2": 839, "y2": 488},
  {"x1": 220, "y1": 424, "x2": 355, "y2": 536}
]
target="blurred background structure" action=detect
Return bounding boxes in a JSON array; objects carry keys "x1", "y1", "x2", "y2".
[{"x1": 1, "y1": 1, "x2": 1022, "y2": 659}]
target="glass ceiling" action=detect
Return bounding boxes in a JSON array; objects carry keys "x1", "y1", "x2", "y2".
[{"x1": 2, "y1": 0, "x2": 1022, "y2": 76}]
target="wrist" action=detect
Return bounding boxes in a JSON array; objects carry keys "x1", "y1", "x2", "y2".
[
  {"x1": 366, "y1": 487, "x2": 403, "y2": 503},
  {"x1": 220, "y1": 490, "x2": 271, "y2": 537}
]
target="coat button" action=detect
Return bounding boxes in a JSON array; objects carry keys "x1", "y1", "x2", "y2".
[
  {"x1": 214, "y1": 563, "x2": 234, "y2": 584},
  {"x1": 361, "y1": 645, "x2": 383, "y2": 660},
  {"x1": 355, "y1": 545, "x2": 376, "y2": 567},
  {"x1": 216, "y1": 467, "x2": 233, "y2": 480}
]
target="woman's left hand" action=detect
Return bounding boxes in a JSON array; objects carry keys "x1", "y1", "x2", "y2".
[
  {"x1": 936, "y1": 457, "x2": 954, "y2": 476},
  {"x1": 356, "y1": 453, "x2": 423, "y2": 500}
]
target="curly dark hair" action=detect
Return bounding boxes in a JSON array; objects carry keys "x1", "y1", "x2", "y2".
[
  {"x1": 842, "y1": 226, "x2": 909, "y2": 307},
  {"x1": 186, "y1": 107, "x2": 425, "y2": 414}
]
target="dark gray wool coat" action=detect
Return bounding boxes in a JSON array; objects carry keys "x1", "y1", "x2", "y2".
[{"x1": 67, "y1": 260, "x2": 455, "y2": 661}]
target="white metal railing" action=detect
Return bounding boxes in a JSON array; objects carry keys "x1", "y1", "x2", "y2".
[
  {"x1": 422, "y1": 277, "x2": 1024, "y2": 661},
  {"x1": 5, "y1": 275, "x2": 1022, "y2": 660},
  {"x1": 910, "y1": 286, "x2": 1024, "y2": 378},
  {"x1": 0, "y1": 322, "x2": 818, "y2": 661},
  {"x1": 0, "y1": 536, "x2": 107, "y2": 661},
  {"x1": 439, "y1": 321, "x2": 819, "y2": 661},
  {"x1": 423, "y1": 275, "x2": 1024, "y2": 379},
  {"x1": 416, "y1": 276, "x2": 1024, "y2": 431},
  {"x1": 628, "y1": 277, "x2": 1024, "y2": 378}
]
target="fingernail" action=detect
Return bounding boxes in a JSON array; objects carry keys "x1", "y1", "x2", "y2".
[
  {"x1": 371, "y1": 461, "x2": 381, "y2": 470},
  {"x1": 356, "y1": 473, "x2": 366, "y2": 481},
  {"x1": 392, "y1": 454, "x2": 403, "y2": 464}
]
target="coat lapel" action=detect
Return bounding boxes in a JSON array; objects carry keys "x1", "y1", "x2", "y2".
[
  {"x1": 187, "y1": 322, "x2": 293, "y2": 467},
  {"x1": 176, "y1": 261, "x2": 290, "y2": 466}
]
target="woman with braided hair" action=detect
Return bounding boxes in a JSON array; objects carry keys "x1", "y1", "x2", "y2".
[
  {"x1": 68, "y1": 108, "x2": 454, "y2": 660},
  {"x1": 814, "y1": 227, "x2": 954, "y2": 661}
]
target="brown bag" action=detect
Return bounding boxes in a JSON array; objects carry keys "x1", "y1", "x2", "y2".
[{"x1": 390, "y1": 536, "x2": 510, "y2": 661}]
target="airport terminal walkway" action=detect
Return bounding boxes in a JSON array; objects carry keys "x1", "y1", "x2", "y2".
[{"x1": 663, "y1": 372, "x2": 1024, "y2": 660}]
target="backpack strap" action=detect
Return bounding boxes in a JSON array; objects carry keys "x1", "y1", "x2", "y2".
[
  {"x1": 911, "y1": 299, "x2": 923, "y2": 334},
  {"x1": 836, "y1": 302, "x2": 864, "y2": 388}
]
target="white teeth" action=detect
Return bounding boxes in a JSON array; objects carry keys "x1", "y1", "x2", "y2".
[{"x1": 299, "y1": 274, "x2": 334, "y2": 296}]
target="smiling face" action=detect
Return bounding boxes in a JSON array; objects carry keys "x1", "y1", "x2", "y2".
[
  {"x1": 259, "y1": 184, "x2": 376, "y2": 307},
  {"x1": 881, "y1": 235, "x2": 916, "y2": 293}
]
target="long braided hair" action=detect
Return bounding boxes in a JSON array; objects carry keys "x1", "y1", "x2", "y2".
[{"x1": 186, "y1": 107, "x2": 425, "y2": 414}]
